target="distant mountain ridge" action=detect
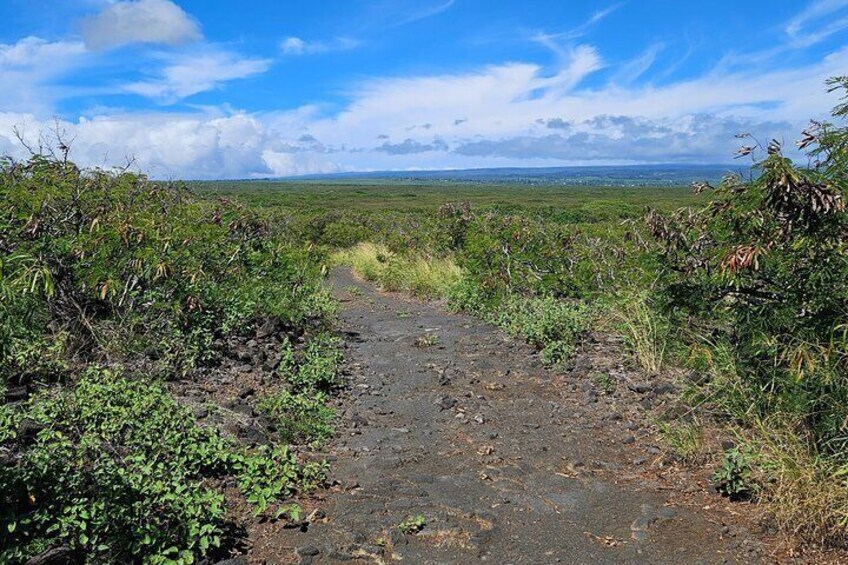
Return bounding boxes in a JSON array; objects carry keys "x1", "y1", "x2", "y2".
[{"x1": 279, "y1": 164, "x2": 746, "y2": 187}]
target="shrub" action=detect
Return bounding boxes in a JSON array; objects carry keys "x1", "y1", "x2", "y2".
[
  {"x1": 490, "y1": 295, "x2": 592, "y2": 365},
  {"x1": 0, "y1": 369, "x2": 321, "y2": 563},
  {"x1": 649, "y1": 79, "x2": 848, "y2": 546},
  {"x1": 0, "y1": 156, "x2": 329, "y2": 378}
]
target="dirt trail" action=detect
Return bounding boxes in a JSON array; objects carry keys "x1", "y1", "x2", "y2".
[{"x1": 250, "y1": 268, "x2": 766, "y2": 564}]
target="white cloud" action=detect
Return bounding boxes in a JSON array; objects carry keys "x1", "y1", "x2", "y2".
[
  {"x1": 0, "y1": 109, "x2": 347, "y2": 179},
  {"x1": 0, "y1": 36, "x2": 86, "y2": 66},
  {"x1": 123, "y1": 50, "x2": 271, "y2": 103},
  {"x1": 80, "y1": 0, "x2": 202, "y2": 50},
  {"x1": 613, "y1": 43, "x2": 664, "y2": 84},
  {"x1": 0, "y1": 37, "x2": 88, "y2": 113},
  {"x1": 280, "y1": 36, "x2": 361, "y2": 56}
]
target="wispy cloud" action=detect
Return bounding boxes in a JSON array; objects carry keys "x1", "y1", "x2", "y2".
[
  {"x1": 533, "y1": 2, "x2": 624, "y2": 48},
  {"x1": 123, "y1": 49, "x2": 271, "y2": 103},
  {"x1": 389, "y1": 0, "x2": 456, "y2": 28},
  {"x1": 280, "y1": 36, "x2": 361, "y2": 56},
  {"x1": 786, "y1": 0, "x2": 848, "y2": 47},
  {"x1": 613, "y1": 42, "x2": 665, "y2": 84}
]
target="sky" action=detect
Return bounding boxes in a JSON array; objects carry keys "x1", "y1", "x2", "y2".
[{"x1": 1, "y1": 0, "x2": 847, "y2": 179}]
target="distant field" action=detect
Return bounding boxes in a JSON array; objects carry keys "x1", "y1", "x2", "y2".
[{"x1": 191, "y1": 180, "x2": 703, "y2": 214}]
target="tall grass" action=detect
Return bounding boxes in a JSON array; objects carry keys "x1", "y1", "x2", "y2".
[
  {"x1": 611, "y1": 292, "x2": 670, "y2": 374},
  {"x1": 333, "y1": 242, "x2": 463, "y2": 299}
]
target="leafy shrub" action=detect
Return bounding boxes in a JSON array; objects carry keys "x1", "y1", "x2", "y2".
[
  {"x1": 0, "y1": 156, "x2": 330, "y2": 378},
  {"x1": 0, "y1": 369, "x2": 320, "y2": 564},
  {"x1": 649, "y1": 85, "x2": 848, "y2": 451},
  {"x1": 649, "y1": 79, "x2": 848, "y2": 546},
  {"x1": 489, "y1": 295, "x2": 592, "y2": 365},
  {"x1": 0, "y1": 154, "x2": 337, "y2": 563},
  {"x1": 713, "y1": 447, "x2": 755, "y2": 500}
]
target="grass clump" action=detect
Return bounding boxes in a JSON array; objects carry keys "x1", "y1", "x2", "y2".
[
  {"x1": 333, "y1": 242, "x2": 463, "y2": 299},
  {"x1": 258, "y1": 390, "x2": 335, "y2": 446},
  {"x1": 657, "y1": 420, "x2": 706, "y2": 464},
  {"x1": 611, "y1": 292, "x2": 670, "y2": 374}
]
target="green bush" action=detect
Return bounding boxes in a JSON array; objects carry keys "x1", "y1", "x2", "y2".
[
  {"x1": 489, "y1": 295, "x2": 592, "y2": 365},
  {"x1": 649, "y1": 86, "x2": 848, "y2": 452},
  {"x1": 0, "y1": 369, "x2": 321, "y2": 564},
  {"x1": 0, "y1": 155, "x2": 337, "y2": 562},
  {"x1": 0, "y1": 156, "x2": 331, "y2": 378}
]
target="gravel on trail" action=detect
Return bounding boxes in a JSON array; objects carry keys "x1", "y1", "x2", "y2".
[{"x1": 247, "y1": 268, "x2": 767, "y2": 564}]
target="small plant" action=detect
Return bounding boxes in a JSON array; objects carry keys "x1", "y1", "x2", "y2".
[
  {"x1": 713, "y1": 447, "x2": 755, "y2": 500},
  {"x1": 414, "y1": 333, "x2": 440, "y2": 348},
  {"x1": 491, "y1": 295, "x2": 592, "y2": 366},
  {"x1": 283, "y1": 334, "x2": 343, "y2": 392},
  {"x1": 258, "y1": 389, "x2": 335, "y2": 445},
  {"x1": 590, "y1": 371, "x2": 616, "y2": 394},
  {"x1": 344, "y1": 285, "x2": 363, "y2": 297},
  {"x1": 658, "y1": 421, "x2": 705, "y2": 464},
  {"x1": 398, "y1": 514, "x2": 426, "y2": 534}
]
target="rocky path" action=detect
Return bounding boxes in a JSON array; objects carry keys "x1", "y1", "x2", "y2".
[{"x1": 249, "y1": 268, "x2": 766, "y2": 564}]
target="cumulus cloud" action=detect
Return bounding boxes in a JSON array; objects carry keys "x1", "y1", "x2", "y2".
[
  {"x1": 281, "y1": 36, "x2": 360, "y2": 56},
  {"x1": 0, "y1": 110, "x2": 347, "y2": 179},
  {"x1": 0, "y1": 37, "x2": 88, "y2": 113},
  {"x1": 80, "y1": 0, "x2": 202, "y2": 51},
  {"x1": 123, "y1": 50, "x2": 271, "y2": 103}
]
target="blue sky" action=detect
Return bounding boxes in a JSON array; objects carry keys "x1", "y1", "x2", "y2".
[{"x1": 1, "y1": 0, "x2": 847, "y2": 178}]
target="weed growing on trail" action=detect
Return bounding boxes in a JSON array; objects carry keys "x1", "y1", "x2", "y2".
[
  {"x1": 344, "y1": 285, "x2": 364, "y2": 296},
  {"x1": 258, "y1": 389, "x2": 335, "y2": 445},
  {"x1": 490, "y1": 295, "x2": 593, "y2": 366},
  {"x1": 398, "y1": 514, "x2": 427, "y2": 534},
  {"x1": 590, "y1": 371, "x2": 617, "y2": 394},
  {"x1": 414, "y1": 333, "x2": 440, "y2": 348}
]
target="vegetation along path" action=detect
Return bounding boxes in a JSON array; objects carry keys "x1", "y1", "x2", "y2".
[{"x1": 251, "y1": 268, "x2": 767, "y2": 564}]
